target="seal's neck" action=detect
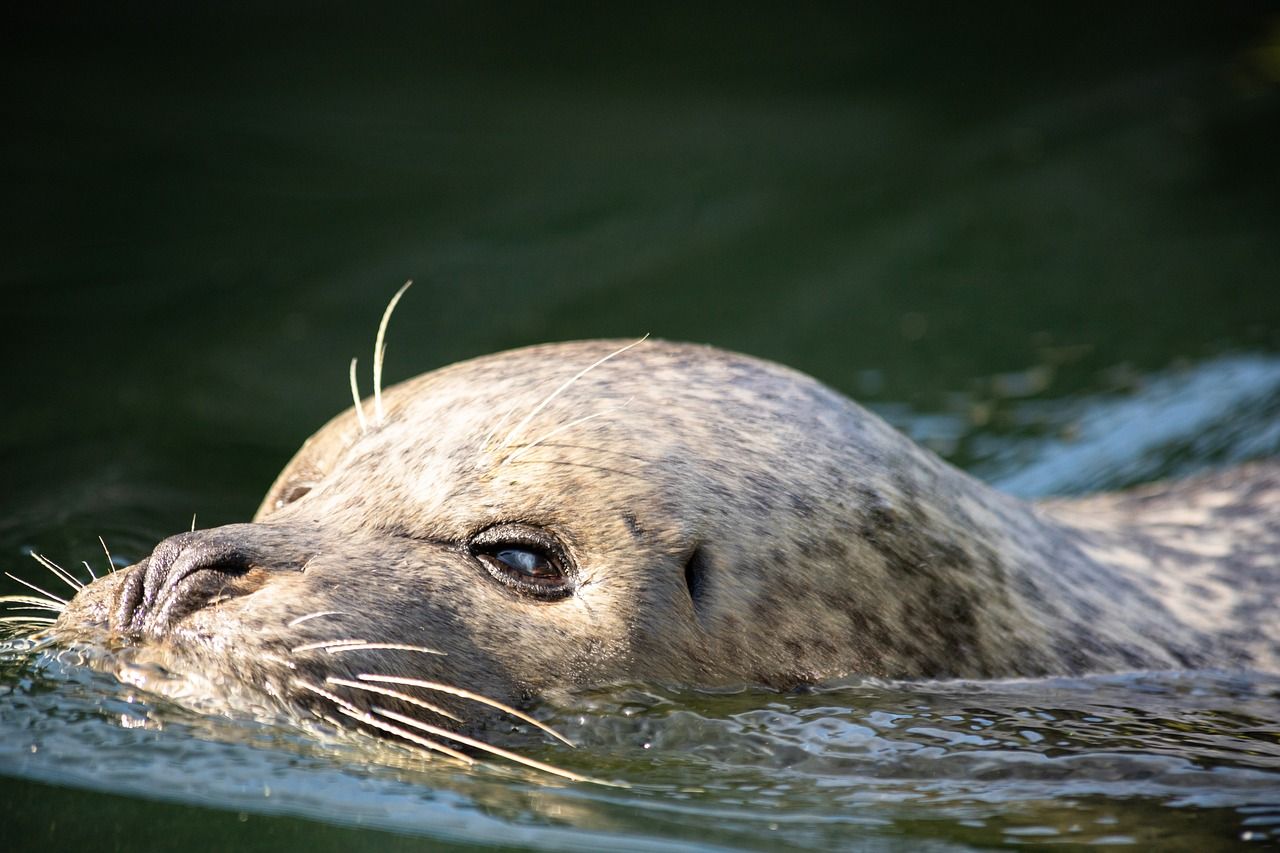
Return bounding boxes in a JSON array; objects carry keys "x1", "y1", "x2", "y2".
[{"x1": 854, "y1": 440, "x2": 1212, "y2": 677}]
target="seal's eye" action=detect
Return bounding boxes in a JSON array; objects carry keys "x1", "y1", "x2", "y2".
[{"x1": 470, "y1": 524, "x2": 573, "y2": 601}]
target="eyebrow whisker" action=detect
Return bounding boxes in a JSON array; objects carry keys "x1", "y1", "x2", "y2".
[
  {"x1": 495, "y1": 336, "x2": 648, "y2": 454},
  {"x1": 502, "y1": 397, "x2": 634, "y2": 467}
]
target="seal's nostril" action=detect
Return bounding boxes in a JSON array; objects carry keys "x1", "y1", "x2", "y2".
[{"x1": 111, "y1": 530, "x2": 265, "y2": 638}]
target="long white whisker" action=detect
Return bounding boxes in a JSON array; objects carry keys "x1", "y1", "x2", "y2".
[
  {"x1": 98, "y1": 536, "x2": 118, "y2": 574},
  {"x1": 478, "y1": 402, "x2": 522, "y2": 457},
  {"x1": 190, "y1": 513, "x2": 197, "y2": 533},
  {"x1": 287, "y1": 611, "x2": 348, "y2": 628},
  {"x1": 31, "y1": 554, "x2": 82, "y2": 592},
  {"x1": 4, "y1": 573, "x2": 68, "y2": 606},
  {"x1": 496, "y1": 335, "x2": 648, "y2": 453},
  {"x1": 349, "y1": 357, "x2": 368, "y2": 434},
  {"x1": 81, "y1": 560, "x2": 97, "y2": 581},
  {"x1": 510, "y1": 440, "x2": 655, "y2": 464},
  {"x1": 372, "y1": 706, "x2": 607, "y2": 785},
  {"x1": 0, "y1": 595, "x2": 67, "y2": 612},
  {"x1": 338, "y1": 706, "x2": 473, "y2": 766},
  {"x1": 321, "y1": 642, "x2": 446, "y2": 656},
  {"x1": 502, "y1": 397, "x2": 634, "y2": 466},
  {"x1": 292, "y1": 638, "x2": 368, "y2": 653},
  {"x1": 0, "y1": 616, "x2": 57, "y2": 626},
  {"x1": 326, "y1": 677, "x2": 462, "y2": 723},
  {"x1": 356, "y1": 674, "x2": 574, "y2": 747},
  {"x1": 373, "y1": 280, "x2": 412, "y2": 426},
  {"x1": 294, "y1": 679, "x2": 473, "y2": 766}
]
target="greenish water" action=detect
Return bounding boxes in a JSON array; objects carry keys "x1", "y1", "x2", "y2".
[{"x1": 3, "y1": 4, "x2": 1280, "y2": 850}]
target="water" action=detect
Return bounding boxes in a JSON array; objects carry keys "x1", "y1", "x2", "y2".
[
  {"x1": 3, "y1": 5, "x2": 1280, "y2": 851},
  {"x1": 4, "y1": 646, "x2": 1279, "y2": 850}
]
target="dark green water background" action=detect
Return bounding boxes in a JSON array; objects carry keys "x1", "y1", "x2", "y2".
[{"x1": 3, "y1": 4, "x2": 1280, "y2": 851}]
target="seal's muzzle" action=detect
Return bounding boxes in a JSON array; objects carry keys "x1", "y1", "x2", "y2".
[{"x1": 112, "y1": 527, "x2": 288, "y2": 637}]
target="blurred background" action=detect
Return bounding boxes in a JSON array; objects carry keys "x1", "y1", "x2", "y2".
[{"x1": 3, "y1": 2, "x2": 1279, "y2": 567}]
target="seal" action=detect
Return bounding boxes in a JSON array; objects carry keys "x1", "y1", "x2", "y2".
[{"x1": 31, "y1": 338, "x2": 1280, "y2": 762}]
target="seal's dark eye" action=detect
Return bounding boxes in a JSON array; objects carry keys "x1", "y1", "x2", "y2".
[
  {"x1": 488, "y1": 547, "x2": 558, "y2": 578},
  {"x1": 470, "y1": 524, "x2": 573, "y2": 601}
]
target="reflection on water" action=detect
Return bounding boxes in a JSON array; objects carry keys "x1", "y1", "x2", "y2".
[
  {"x1": 880, "y1": 353, "x2": 1280, "y2": 497},
  {"x1": 3, "y1": 643, "x2": 1278, "y2": 850}
]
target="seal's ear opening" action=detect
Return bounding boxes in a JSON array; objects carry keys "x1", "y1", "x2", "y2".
[{"x1": 684, "y1": 546, "x2": 710, "y2": 625}]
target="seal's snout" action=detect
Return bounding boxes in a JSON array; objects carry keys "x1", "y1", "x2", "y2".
[{"x1": 111, "y1": 527, "x2": 282, "y2": 638}]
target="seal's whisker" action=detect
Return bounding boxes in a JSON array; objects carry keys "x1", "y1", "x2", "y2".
[
  {"x1": 349, "y1": 357, "x2": 368, "y2": 434},
  {"x1": 292, "y1": 638, "x2": 369, "y2": 653},
  {"x1": 356, "y1": 673, "x2": 574, "y2": 747},
  {"x1": 294, "y1": 678, "x2": 473, "y2": 766},
  {"x1": 373, "y1": 280, "x2": 412, "y2": 426},
  {"x1": 259, "y1": 652, "x2": 297, "y2": 671},
  {"x1": 478, "y1": 402, "x2": 521, "y2": 458},
  {"x1": 321, "y1": 642, "x2": 447, "y2": 656},
  {"x1": 3, "y1": 572, "x2": 68, "y2": 606},
  {"x1": 287, "y1": 610, "x2": 349, "y2": 628},
  {"x1": 495, "y1": 335, "x2": 649, "y2": 454},
  {"x1": 504, "y1": 459, "x2": 649, "y2": 480},
  {"x1": 0, "y1": 616, "x2": 57, "y2": 635},
  {"x1": 0, "y1": 594, "x2": 65, "y2": 613},
  {"x1": 98, "y1": 535, "x2": 117, "y2": 574},
  {"x1": 337, "y1": 706, "x2": 475, "y2": 766},
  {"x1": 2, "y1": 603, "x2": 65, "y2": 613},
  {"x1": 326, "y1": 676, "x2": 462, "y2": 723},
  {"x1": 509, "y1": 441, "x2": 655, "y2": 464},
  {"x1": 501, "y1": 411, "x2": 610, "y2": 466},
  {"x1": 30, "y1": 553, "x2": 83, "y2": 592},
  {"x1": 81, "y1": 560, "x2": 97, "y2": 581},
  {"x1": 190, "y1": 513, "x2": 198, "y2": 533},
  {"x1": 371, "y1": 706, "x2": 606, "y2": 785},
  {"x1": 502, "y1": 397, "x2": 635, "y2": 467}
]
